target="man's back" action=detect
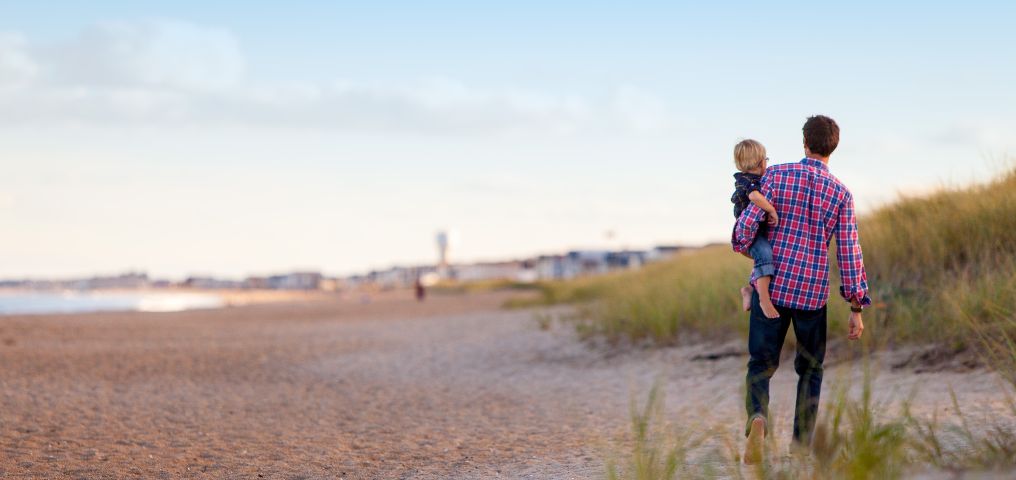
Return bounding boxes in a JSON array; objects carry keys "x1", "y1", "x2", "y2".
[{"x1": 733, "y1": 157, "x2": 869, "y2": 310}]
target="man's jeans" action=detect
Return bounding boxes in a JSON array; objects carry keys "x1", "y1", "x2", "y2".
[{"x1": 745, "y1": 290, "x2": 827, "y2": 444}]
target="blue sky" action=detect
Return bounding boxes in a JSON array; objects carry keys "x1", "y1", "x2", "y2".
[{"x1": 1, "y1": 1, "x2": 1014, "y2": 278}]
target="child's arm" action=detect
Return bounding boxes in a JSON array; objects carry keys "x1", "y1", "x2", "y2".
[{"x1": 748, "y1": 190, "x2": 779, "y2": 226}]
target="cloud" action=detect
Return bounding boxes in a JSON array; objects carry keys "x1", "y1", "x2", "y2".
[
  {"x1": 0, "y1": 20, "x2": 672, "y2": 135},
  {"x1": 42, "y1": 19, "x2": 245, "y2": 91},
  {"x1": 0, "y1": 33, "x2": 37, "y2": 86},
  {"x1": 611, "y1": 86, "x2": 669, "y2": 132},
  {"x1": 931, "y1": 122, "x2": 1016, "y2": 151}
]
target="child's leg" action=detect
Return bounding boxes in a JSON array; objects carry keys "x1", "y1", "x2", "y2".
[
  {"x1": 748, "y1": 236, "x2": 779, "y2": 319},
  {"x1": 740, "y1": 285, "x2": 753, "y2": 311},
  {"x1": 756, "y1": 275, "x2": 779, "y2": 318}
]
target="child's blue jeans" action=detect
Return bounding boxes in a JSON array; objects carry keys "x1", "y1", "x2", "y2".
[{"x1": 749, "y1": 234, "x2": 775, "y2": 279}]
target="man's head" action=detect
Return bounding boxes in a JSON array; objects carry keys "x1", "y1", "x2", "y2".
[
  {"x1": 802, "y1": 115, "x2": 839, "y2": 159},
  {"x1": 734, "y1": 139, "x2": 767, "y2": 174}
]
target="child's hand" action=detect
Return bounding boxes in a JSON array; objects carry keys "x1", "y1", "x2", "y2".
[{"x1": 766, "y1": 211, "x2": 779, "y2": 227}]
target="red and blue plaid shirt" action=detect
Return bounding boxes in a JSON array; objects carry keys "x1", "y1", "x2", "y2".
[{"x1": 732, "y1": 158, "x2": 871, "y2": 310}]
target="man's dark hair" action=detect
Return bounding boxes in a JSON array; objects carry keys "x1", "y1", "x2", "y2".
[{"x1": 802, "y1": 115, "x2": 839, "y2": 157}]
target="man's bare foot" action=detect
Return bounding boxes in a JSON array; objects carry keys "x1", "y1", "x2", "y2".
[
  {"x1": 740, "y1": 286, "x2": 753, "y2": 311},
  {"x1": 759, "y1": 298, "x2": 780, "y2": 319},
  {"x1": 789, "y1": 441, "x2": 810, "y2": 458},
  {"x1": 743, "y1": 416, "x2": 766, "y2": 465}
]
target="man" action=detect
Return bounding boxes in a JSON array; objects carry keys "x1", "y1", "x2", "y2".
[{"x1": 732, "y1": 115, "x2": 871, "y2": 464}]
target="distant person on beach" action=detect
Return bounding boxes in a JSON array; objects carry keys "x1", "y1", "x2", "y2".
[
  {"x1": 732, "y1": 115, "x2": 871, "y2": 463},
  {"x1": 414, "y1": 277, "x2": 426, "y2": 302},
  {"x1": 730, "y1": 139, "x2": 781, "y2": 319}
]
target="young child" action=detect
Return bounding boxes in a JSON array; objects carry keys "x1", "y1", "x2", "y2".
[{"x1": 731, "y1": 139, "x2": 780, "y2": 319}]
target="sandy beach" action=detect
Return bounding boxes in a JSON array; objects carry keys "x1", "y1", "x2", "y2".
[{"x1": 1, "y1": 291, "x2": 1012, "y2": 479}]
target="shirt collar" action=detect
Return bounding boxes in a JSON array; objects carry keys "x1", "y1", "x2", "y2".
[{"x1": 801, "y1": 157, "x2": 829, "y2": 171}]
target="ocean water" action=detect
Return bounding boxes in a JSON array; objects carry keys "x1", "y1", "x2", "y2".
[{"x1": 0, "y1": 291, "x2": 224, "y2": 315}]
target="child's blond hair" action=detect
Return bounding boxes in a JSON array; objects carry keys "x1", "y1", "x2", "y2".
[{"x1": 734, "y1": 139, "x2": 767, "y2": 172}]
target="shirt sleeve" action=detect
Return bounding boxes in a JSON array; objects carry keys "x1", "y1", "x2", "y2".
[
  {"x1": 835, "y1": 193, "x2": 872, "y2": 306},
  {"x1": 731, "y1": 172, "x2": 772, "y2": 253}
]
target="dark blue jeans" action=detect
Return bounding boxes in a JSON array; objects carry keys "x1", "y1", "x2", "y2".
[{"x1": 745, "y1": 290, "x2": 827, "y2": 444}]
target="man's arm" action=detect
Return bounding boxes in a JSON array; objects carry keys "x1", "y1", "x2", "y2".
[
  {"x1": 835, "y1": 192, "x2": 872, "y2": 307},
  {"x1": 732, "y1": 204, "x2": 764, "y2": 253},
  {"x1": 747, "y1": 190, "x2": 778, "y2": 227},
  {"x1": 747, "y1": 191, "x2": 775, "y2": 214}
]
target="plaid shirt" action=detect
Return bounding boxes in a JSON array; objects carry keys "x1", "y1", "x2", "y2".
[{"x1": 732, "y1": 158, "x2": 872, "y2": 310}]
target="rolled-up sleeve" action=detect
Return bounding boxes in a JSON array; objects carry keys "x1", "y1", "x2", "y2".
[
  {"x1": 732, "y1": 204, "x2": 765, "y2": 253},
  {"x1": 835, "y1": 193, "x2": 872, "y2": 306}
]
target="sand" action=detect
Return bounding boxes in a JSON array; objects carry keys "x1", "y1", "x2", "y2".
[{"x1": 1, "y1": 291, "x2": 1013, "y2": 479}]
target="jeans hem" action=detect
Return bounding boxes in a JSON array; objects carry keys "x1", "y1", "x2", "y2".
[
  {"x1": 745, "y1": 413, "x2": 767, "y2": 437},
  {"x1": 752, "y1": 262, "x2": 775, "y2": 279}
]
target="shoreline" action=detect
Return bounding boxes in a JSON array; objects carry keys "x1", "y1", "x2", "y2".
[{"x1": 0, "y1": 287, "x2": 335, "y2": 316}]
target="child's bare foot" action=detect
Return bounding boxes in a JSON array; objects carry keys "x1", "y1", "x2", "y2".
[
  {"x1": 760, "y1": 298, "x2": 780, "y2": 319},
  {"x1": 740, "y1": 286, "x2": 753, "y2": 311}
]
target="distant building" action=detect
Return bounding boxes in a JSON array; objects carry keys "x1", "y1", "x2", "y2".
[
  {"x1": 606, "y1": 250, "x2": 648, "y2": 270},
  {"x1": 267, "y1": 272, "x2": 323, "y2": 290},
  {"x1": 453, "y1": 261, "x2": 530, "y2": 282},
  {"x1": 268, "y1": 243, "x2": 698, "y2": 288},
  {"x1": 646, "y1": 245, "x2": 684, "y2": 262},
  {"x1": 183, "y1": 277, "x2": 241, "y2": 289},
  {"x1": 243, "y1": 276, "x2": 270, "y2": 289},
  {"x1": 366, "y1": 265, "x2": 438, "y2": 289},
  {"x1": 535, "y1": 254, "x2": 567, "y2": 280}
]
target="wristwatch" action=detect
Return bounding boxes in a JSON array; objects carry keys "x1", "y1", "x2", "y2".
[{"x1": 850, "y1": 305, "x2": 864, "y2": 313}]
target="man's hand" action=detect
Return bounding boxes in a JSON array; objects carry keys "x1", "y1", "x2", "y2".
[
  {"x1": 766, "y1": 211, "x2": 779, "y2": 228},
  {"x1": 847, "y1": 312, "x2": 864, "y2": 340}
]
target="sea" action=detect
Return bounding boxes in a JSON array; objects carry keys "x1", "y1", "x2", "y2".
[{"x1": 0, "y1": 291, "x2": 224, "y2": 315}]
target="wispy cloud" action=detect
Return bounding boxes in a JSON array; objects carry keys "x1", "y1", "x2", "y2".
[
  {"x1": 0, "y1": 19, "x2": 674, "y2": 135},
  {"x1": 930, "y1": 122, "x2": 1016, "y2": 151},
  {"x1": 0, "y1": 32, "x2": 37, "y2": 86}
]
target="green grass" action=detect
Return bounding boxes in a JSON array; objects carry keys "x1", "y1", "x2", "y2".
[
  {"x1": 606, "y1": 384, "x2": 703, "y2": 480},
  {"x1": 607, "y1": 372, "x2": 1016, "y2": 479},
  {"x1": 516, "y1": 165, "x2": 1016, "y2": 348}
]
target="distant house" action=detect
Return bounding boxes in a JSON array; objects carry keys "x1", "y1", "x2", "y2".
[
  {"x1": 566, "y1": 250, "x2": 611, "y2": 277},
  {"x1": 535, "y1": 254, "x2": 568, "y2": 280},
  {"x1": 452, "y1": 261, "x2": 529, "y2": 282},
  {"x1": 646, "y1": 245, "x2": 684, "y2": 262},
  {"x1": 606, "y1": 250, "x2": 648, "y2": 270},
  {"x1": 267, "y1": 272, "x2": 323, "y2": 290},
  {"x1": 183, "y1": 276, "x2": 241, "y2": 289},
  {"x1": 80, "y1": 272, "x2": 150, "y2": 290},
  {"x1": 243, "y1": 277, "x2": 270, "y2": 289},
  {"x1": 366, "y1": 265, "x2": 438, "y2": 289}
]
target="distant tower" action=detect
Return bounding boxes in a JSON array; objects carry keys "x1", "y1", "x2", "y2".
[
  {"x1": 436, "y1": 231, "x2": 450, "y2": 272},
  {"x1": 435, "y1": 229, "x2": 458, "y2": 278}
]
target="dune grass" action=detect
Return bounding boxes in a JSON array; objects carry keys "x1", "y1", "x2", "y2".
[
  {"x1": 608, "y1": 372, "x2": 1016, "y2": 479},
  {"x1": 514, "y1": 165, "x2": 1016, "y2": 348}
]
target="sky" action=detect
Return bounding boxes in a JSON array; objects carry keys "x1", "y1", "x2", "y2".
[{"x1": 1, "y1": 1, "x2": 1014, "y2": 279}]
